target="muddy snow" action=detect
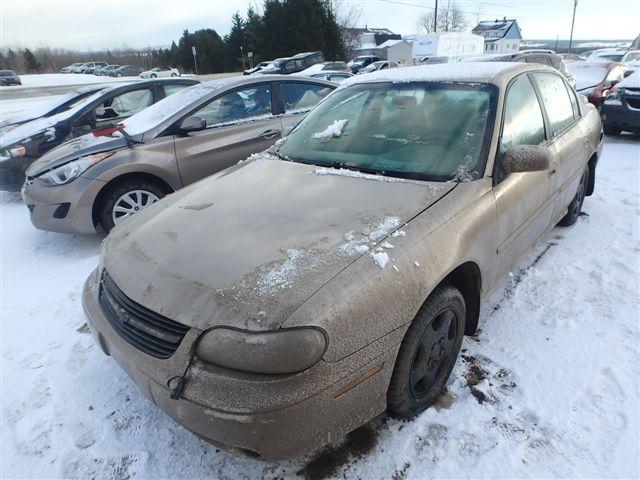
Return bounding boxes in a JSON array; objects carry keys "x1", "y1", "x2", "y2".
[{"x1": 1, "y1": 136, "x2": 639, "y2": 479}]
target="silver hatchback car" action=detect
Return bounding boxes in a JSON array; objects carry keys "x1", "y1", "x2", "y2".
[{"x1": 22, "y1": 75, "x2": 336, "y2": 233}]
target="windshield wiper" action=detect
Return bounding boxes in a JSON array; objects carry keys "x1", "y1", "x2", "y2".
[
  {"x1": 117, "y1": 125, "x2": 144, "y2": 146},
  {"x1": 329, "y1": 160, "x2": 386, "y2": 177}
]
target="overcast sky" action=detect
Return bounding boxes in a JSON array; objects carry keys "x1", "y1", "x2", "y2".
[{"x1": 1, "y1": 0, "x2": 638, "y2": 51}]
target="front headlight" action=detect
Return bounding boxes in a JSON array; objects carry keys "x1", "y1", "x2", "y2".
[
  {"x1": 604, "y1": 88, "x2": 623, "y2": 104},
  {"x1": 37, "y1": 152, "x2": 114, "y2": 186},
  {"x1": 196, "y1": 326, "x2": 328, "y2": 374}
]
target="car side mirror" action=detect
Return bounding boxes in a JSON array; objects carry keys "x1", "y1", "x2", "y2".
[
  {"x1": 503, "y1": 145, "x2": 551, "y2": 174},
  {"x1": 179, "y1": 115, "x2": 207, "y2": 132}
]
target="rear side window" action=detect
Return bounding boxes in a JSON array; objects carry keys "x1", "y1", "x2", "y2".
[
  {"x1": 281, "y1": 82, "x2": 333, "y2": 112},
  {"x1": 101, "y1": 88, "x2": 153, "y2": 120},
  {"x1": 533, "y1": 73, "x2": 575, "y2": 135},
  {"x1": 500, "y1": 75, "x2": 546, "y2": 152}
]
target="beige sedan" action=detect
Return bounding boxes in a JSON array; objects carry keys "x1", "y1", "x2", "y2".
[
  {"x1": 22, "y1": 75, "x2": 335, "y2": 233},
  {"x1": 82, "y1": 63, "x2": 602, "y2": 459}
]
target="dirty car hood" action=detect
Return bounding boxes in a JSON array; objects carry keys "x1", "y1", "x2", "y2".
[{"x1": 103, "y1": 156, "x2": 455, "y2": 331}]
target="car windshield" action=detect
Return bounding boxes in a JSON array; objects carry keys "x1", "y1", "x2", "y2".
[
  {"x1": 0, "y1": 70, "x2": 15, "y2": 77},
  {"x1": 119, "y1": 83, "x2": 216, "y2": 135},
  {"x1": 277, "y1": 82, "x2": 496, "y2": 182}
]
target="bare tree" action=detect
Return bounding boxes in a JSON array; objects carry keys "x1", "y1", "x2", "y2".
[
  {"x1": 415, "y1": 1, "x2": 467, "y2": 34},
  {"x1": 328, "y1": 0, "x2": 363, "y2": 60}
]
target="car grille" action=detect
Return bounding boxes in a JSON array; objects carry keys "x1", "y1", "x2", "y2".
[
  {"x1": 626, "y1": 97, "x2": 640, "y2": 110},
  {"x1": 99, "y1": 271, "x2": 189, "y2": 359}
]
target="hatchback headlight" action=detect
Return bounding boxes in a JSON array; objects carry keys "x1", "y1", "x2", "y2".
[
  {"x1": 196, "y1": 326, "x2": 327, "y2": 374},
  {"x1": 37, "y1": 152, "x2": 114, "y2": 186}
]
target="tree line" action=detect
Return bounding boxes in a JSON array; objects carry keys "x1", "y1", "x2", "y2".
[{"x1": 1, "y1": 0, "x2": 346, "y2": 74}]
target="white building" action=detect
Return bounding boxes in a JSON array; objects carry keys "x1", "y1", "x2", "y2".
[
  {"x1": 405, "y1": 32, "x2": 485, "y2": 60},
  {"x1": 375, "y1": 39, "x2": 414, "y2": 63},
  {"x1": 472, "y1": 18, "x2": 522, "y2": 54}
]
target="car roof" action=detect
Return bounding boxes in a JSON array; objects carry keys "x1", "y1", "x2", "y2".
[
  {"x1": 198, "y1": 74, "x2": 336, "y2": 90},
  {"x1": 339, "y1": 62, "x2": 549, "y2": 89}
]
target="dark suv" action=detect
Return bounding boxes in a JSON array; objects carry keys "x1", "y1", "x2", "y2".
[{"x1": 259, "y1": 52, "x2": 325, "y2": 75}]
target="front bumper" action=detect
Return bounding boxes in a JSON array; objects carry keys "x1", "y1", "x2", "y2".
[
  {"x1": 21, "y1": 175, "x2": 105, "y2": 234},
  {"x1": 82, "y1": 269, "x2": 398, "y2": 459},
  {"x1": 601, "y1": 100, "x2": 640, "y2": 132}
]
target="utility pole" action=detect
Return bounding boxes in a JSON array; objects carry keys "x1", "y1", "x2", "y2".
[
  {"x1": 192, "y1": 46, "x2": 198, "y2": 76},
  {"x1": 240, "y1": 46, "x2": 246, "y2": 70},
  {"x1": 568, "y1": 0, "x2": 578, "y2": 52},
  {"x1": 434, "y1": 0, "x2": 438, "y2": 32}
]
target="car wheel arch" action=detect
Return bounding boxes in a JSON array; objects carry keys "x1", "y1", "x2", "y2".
[
  {"x1": 92, "y1": 172, "x2": 174, "y2": 227},
  {"x1": 586, "y1": 152, "x2": 598, "y2": 197}
]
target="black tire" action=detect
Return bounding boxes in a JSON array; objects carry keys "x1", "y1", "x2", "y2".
[
  {"x1": 558, "y1": 167, "x2": 589, "y2": 227},
  {"x1": 387, "y1": 286, "x2": 466, "y2": 418},
  {"x1": 150, "y1": 73, "x2": 157, "y2": 78},
  {"x1": 171, "y1": 73, "x2": 177, "y2": 77},
  {"x1": 97, "y1": 179, "x2": 166, "y2": 233},
  {"x1": 603, "y1": 124, "x2": 621, "y2": 136},
  {"x1": 117, "y1": 73, "x2": 123, "y2": 77}
]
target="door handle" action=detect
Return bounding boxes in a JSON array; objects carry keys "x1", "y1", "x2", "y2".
[{"x1": 260, "y1": 129, "x2": 281, "y2": 140}]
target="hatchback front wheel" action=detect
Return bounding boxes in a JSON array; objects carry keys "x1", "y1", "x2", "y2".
[{"x1": 97, "y1": 180, "x2": 166, "y2": 233}]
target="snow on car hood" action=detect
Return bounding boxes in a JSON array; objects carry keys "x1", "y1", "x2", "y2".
[
  {"x1": 618, "y1": 70, "x2": 640, "y2": 88},
  {"x1": 103, "y1": 155, "x2": 455, "y2": 331},
  {"x1": 26, "y1": 133, "x2": 129, "y2": 176}
]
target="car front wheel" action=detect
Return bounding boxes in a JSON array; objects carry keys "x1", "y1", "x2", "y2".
[
  {"x1": 171, "y1": 73, "x2": 177, "y2": 77},
  {"x1": 150, "y1": 73, "x2": 157, "y2": 78},
  {"x1": 97, "y1": 180, "x2": 166, "y2": 233},
  {"x1": 558, "y1": 167, "x2": 588, "y2": 227},
  {"x1": 387, "y1": 285, "x2": 466, "y2": 417}
]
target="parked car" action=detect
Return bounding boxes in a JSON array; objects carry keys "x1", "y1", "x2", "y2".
[
  {"x1": 243, "y1": 61, "x2": 273, "y2": 75},
  {"x1": 462, "y1": 50, "x2": 573, "y2": 85},
  {"x1": 1, "y1": 78, "x2": 198, "y2": 191},
  {"x1": 258, "y1": 57, "x2": 306, "y2": 74},
  {"x1": 566, "y1": 61, "x2": 630, "y2": 106},
  {"x1": 587, "y1": 48, "x2": 627, "y2": 62},
  {"x1": 348, "y1": 55, "x2": 380, "y2": 73},
  {"x1": 61, "y1": 63, "x2": 83, "y2": 73},
  {"x1": 559, "y1": 53, "x2": 583, "y2": 63},
  {"x1": 71, "y1": 63, "x2": 90, "y2": 73},
  {"x1": 140, "y1": 67, "x2": 180, "y2": 78},
  {"x1": 291, "y1": 51, "x2": 325, "y2": 69},
  {"x1": 0, "y1": 70, "x2": 21, "y2": 86},
  {"x1": 308, "y1": 71, "x2": 353, "y2": 83},
  {"x1": 80, "y1": 62, "x2": 601, "y2": 460},
  {"x1": 109, "y1": 65, "x2": 142, "y2": 77},
  {"x1": 296, "y1": 62, "x2": 350, "y2": 77},
  {"x1": 358, "y1": 60, "x2": 400, "y2": 74},
  {"x1": 1, "y1": 85, "x2": 104, "y2": 133},
  {"x1": 22, "y1": 76, "x2": 335, "y2": 233},
  {"x1": 95, "y1": 65, "x2": 121, "y2": 76},
  {"x1": 79, "y1": 62, "x2": 108, "y2": 74},
  {"x1": 621, "y1": 49, "x2": 640, "y2": 67},
  {"x1": 600, "y1": 69, "x2": 640, "y2": 135}
]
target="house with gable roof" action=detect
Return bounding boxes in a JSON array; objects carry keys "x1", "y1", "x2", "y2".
[{"x1": 472, "y1": 18, "x2": 522, "y2": 54}]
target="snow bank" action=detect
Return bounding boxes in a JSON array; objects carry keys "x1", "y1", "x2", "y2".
[{"x1": 16, "y1": 73, "x2": 137, "y2": 87}]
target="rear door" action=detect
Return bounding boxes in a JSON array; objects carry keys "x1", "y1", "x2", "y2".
[
  {"x1": 531, "y1": 71, "x2": 588, "y2": 222},
  {"x1": 173, "y1": 82, "x2": 281, "y2": 185},
  {"x1": 493, "y1": 73, "x2": 556, "y2": 279},
  {"x1": 276, "y1": 80, "x2": 335, "y2": 133}
]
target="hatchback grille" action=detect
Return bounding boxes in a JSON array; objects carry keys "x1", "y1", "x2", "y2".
[
  {"x1": 626, "y1": 97, "x2": 640, "y2": 110},
  {"x1": 99, "y1": 271, "x2": 189, "y2": 358}
]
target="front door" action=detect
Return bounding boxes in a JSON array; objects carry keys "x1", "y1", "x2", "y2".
[
  {"x1": 493, "y1": 73, "x2": 557, "y2": 281},
  {"x1": 174, "y1": 83, "x2": 281, "y2": 186}
]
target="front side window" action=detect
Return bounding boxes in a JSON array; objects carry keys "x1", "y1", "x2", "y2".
[
  {"x1": 533, "y1": 73, "x2": 574, "y2": 134},
  {"x1": 281, "y1": 82, "x2": 333, "y2": 112},
  {"x1": 163, "y1": 83, "x2": 190, "y2": 97},
  {"x1": 193, "y1": 84, "x2": 272, "y2": 127},
  {"x1": 500, "y1": 75, "x2": 546, "y2": 152},
  {"x1": 278, "y1": 82, "x2": 496, "y2": 182},
  {"x1": 98, "y1": 89, "x2": 153, "y2": 120}
]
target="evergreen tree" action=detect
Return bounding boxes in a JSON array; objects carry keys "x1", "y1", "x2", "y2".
[
  {"x1": 0, "y1": 51, "x2": 6, "y2": 70},
  {"x1": 262, "y1": 0, "x2": 289, "y2": 59},
  {"x1": 23, "y1": 48, "x2": 41, "y2": 73},
  {"x1": 7, "y1": 49, "x2": 18, "y2": 70},
  {"x1": 223, "y1": 12, "x2": 246, "y2": 71},
  {"x1": 245, "y1": 7, "x2": 265, "y2": 63},
  {"x1": 169, "y1": 41, "x2": 180, "y2": 66}
]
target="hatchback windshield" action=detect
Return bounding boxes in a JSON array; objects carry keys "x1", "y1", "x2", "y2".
[{"x1": 277, "y1": 82, "x2": 496, "y2": 182}]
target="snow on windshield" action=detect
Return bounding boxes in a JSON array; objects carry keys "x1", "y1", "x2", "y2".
[
  {"x1": 566, "y1": 63, "x2": 608, "y2": 91},
  {"x1": 119, "y1": 82, "x2": 224, "y2": 136},
  {"x1": 312, "y1": 119, "x2": 349, "y2": 140}
]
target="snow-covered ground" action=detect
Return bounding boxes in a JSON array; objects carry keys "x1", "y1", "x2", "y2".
[
  {"x1": 1, "y1": 135, "x2": 639, "y2": 479},
  {"x1": 16, "y1": 73, "x2": 138, "y2": 88}
]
